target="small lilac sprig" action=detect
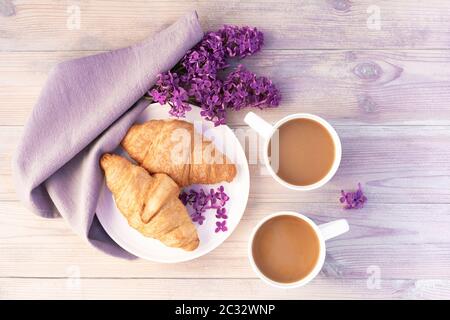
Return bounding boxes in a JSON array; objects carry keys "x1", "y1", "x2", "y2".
[
  {"x1": 340, "y1": 183, "x2": 367, "y2": 209},
  {"x1": 180, "y1": 185, "x2": 230, "y2": 232}
]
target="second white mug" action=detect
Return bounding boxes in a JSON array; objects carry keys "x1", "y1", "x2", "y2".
[{"x1": 248, "y1": 212, "x2": 349, "y2": 288}]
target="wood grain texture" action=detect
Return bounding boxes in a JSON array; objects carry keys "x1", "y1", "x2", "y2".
[
  {"x1": 3, "y1": 50, "x2": 450, "y2": 126},
  {"x1": 2, "y1": 1, "x2": 450, "y2": 51},
  {"x1": 2, "y1": 0, "x2": 450, "y2": 300},
  {"x1": 2, "y1": 125, "x2": 450, "y2": 203},
  {"x1": 3, "y1": 278, "x2": 450, "y2": 300},
  {"x1": 1, "y1": 200, "x2": 450, "y2": 281}
]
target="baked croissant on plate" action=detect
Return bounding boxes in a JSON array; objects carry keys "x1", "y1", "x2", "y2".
[
  {"x1": 121, "y1": 119, "x2": 237, "y2": 187},
  {"x1": 100, "y1": 153, "x2": 199, "y2": 251}
]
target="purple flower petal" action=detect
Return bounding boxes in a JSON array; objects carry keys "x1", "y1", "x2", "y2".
[
  {"x1": 215, "y1": 220, "x2": 228, "y2": 233},
  {"x1": 215, "y1": 207, "x2": 228, "y2": 219},
  {"x1": 340, "y1": 183, "x2": 367, "y2": 210}
]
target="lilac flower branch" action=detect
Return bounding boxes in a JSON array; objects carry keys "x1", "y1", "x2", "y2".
[{"x1": 147, "y1": 25, "x2": 281, "y2": 126}]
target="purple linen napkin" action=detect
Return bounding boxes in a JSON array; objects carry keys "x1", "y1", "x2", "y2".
[{"x1": 12, "y1": 11, "x2": 203, "y2": 258}]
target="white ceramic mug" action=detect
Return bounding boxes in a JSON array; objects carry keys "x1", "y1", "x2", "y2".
[
  {"x1": 248, "y1": 212, "x2": 349, "y2": 288},
  {"x1": 244, "y1": 112, "x2": 342, "y2": 191}
]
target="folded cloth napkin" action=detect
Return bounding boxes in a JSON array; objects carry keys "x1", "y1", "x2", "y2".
[{"x1": 12, "y1": 11, "x2": 203, "y2": 258}]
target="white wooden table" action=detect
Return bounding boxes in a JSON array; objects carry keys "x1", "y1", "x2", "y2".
[{"x1": 1, "y1": 0, "x2": 450, "y2": 299}]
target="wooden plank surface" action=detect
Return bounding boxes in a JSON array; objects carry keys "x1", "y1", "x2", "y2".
[
  {"x1": 3, "y1": 278, "x2": 450, "y2": 300},
  {"x1": 3, "y1": 50, "x2": 450, "y2": 126},
  {"x1": 2, "y1": 125, "x2": 450, "y2": 204},
  {"x1": 1, "y1": 200, "x2": 450, "y2": 280},
  {"x1": 2, "y1": 0, "x2": 450, "y2": 51},
  {"x1": 1, "y1": 0, "x2": 450, "y2": 299}
]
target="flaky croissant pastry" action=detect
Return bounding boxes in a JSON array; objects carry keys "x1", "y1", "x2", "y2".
[
  {"x1": 100, "y1": 153, "x2": 199, "y2": 251},
  {"x1": 121, "y1": 119, "x2": 237, "y2": 187}
]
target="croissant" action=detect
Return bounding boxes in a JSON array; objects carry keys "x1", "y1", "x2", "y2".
[
  {"x1": 100, "y1": 153, "x2": 199, "y2": 251},
  {"x1": 121, "y1": 119, "x2": 237, "y2": 187}
]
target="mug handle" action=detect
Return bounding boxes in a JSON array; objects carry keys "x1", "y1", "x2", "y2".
[
  {"x1": 244, "y1": 112, "x2": 273, "y2": 140},
  {"x1": 318, "y1": 219, "x2": 349, "y2": 241}
]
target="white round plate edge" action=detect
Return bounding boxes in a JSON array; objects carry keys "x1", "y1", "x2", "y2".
[{"x1": 96, "y1": 104, "x2": 250, "y2": 263}]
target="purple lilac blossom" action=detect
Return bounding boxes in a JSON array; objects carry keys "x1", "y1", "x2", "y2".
[
  {"x1": 149, "y1": 72, "x2": 191, "y2": 117},
  {"x1": 215, "y1": 207, "x2": 228, "y2": 219},
  {"x1": 148, "y1": 25, "x2": 280, "y2": 125},
  {"x1": 340, "y1": 183, "x2": 368, "y2": 209},
  {"x1": 219, "y1": 25, "x2": 264, "y2": 58},
  {"x1": 223, "y1": 65, "x2": 281, "y2": 110},
  {"x1": 179, "y1": 185, "x2": 230, "y2": 232},
  {"x1": 215, "y1": 220, "x2": 228, "y2": 233}
]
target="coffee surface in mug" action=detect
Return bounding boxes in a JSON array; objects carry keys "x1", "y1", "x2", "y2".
[
  {"x1": 269, "y1": 118, "x2": 335, "y2": 186},
  {"x1": 252, "y1": 215, "x2": 320, "y2": 283}
]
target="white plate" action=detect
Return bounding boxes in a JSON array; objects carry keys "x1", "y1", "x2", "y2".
[{"x1": 96, "y1": 104, "x2": 250, "y2": 262}]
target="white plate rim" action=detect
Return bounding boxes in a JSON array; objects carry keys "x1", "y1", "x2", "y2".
[{"x1": 96, "y1": 103, "x2": 250, "y2": 263}]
